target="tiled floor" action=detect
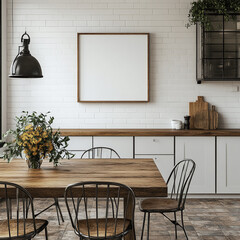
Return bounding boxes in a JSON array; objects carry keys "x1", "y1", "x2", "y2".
[{"x1": 30, "y1": 198, "x2": 240, "y2": 240}]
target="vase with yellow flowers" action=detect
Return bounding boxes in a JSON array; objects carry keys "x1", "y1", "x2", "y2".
[{"x1": 2, "y1": 111, "x2": 74, "y2": 169}]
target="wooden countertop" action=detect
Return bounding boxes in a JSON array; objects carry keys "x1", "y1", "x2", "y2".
[{"x1": 58, "y1": 129, "x2": 240, "y2": 137}]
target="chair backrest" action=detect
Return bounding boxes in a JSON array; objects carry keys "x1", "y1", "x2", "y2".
[
  {"x1": 81, "y1": 147, "x2": 120, "y2": 159},
  {"x1": 0, "y1": 181, "x2": 37, "y2": 239},
  {"x1": 167, "y1": 159, "x2": 196, "y2": 210},
  {"x1": 65, "y1": 181, "x2": 135, "y2": 239}
]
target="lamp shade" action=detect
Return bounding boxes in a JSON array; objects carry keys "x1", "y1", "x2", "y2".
[{"x1": 9, "y1": 32, "x2": 43, "y2": 78}]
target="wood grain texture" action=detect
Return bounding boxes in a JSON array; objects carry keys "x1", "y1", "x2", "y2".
[
  {"x1": 209, "y1": 105, "x2": 219, "y2": 130},
  {"x1": 77, "y1": 219, "x2": 131, "y2": 237},
  {"x1": 140, "y1": 198, "x2": 179, "y2": 212},
  {"x1": 58, "y1": 128, "x2": 240, "y2": 137},
  {"x1": 189, "y1": 96, "x2": 209, "y2": 130},
  {"x1": 0, "y1": 219, "x2": 48, "y2": 238},
  {"x1": 0, "y1": 159, "x2": 167, "y2": 198}
]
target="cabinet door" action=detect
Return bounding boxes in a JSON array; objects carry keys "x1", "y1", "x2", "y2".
[
  {"x1": 135, "y1": 137, "x2": 174, "y2": 154},
  {"x1": 67, "y1": 136, "x2": 92, "y2": 150},
  {"x1": 67, "y1": 137, "x2": 93, "y2": 159},
  {"x1": 135, "y1": 155, "x2": 174, "y2": 182},
  {"x1": 93, "y1": 137, "x2": 133, "y2": 158},
  {"x1": 70, "y1": 151, "x2": 85, "y2": 159},
  {"x1": 175, "y1": 137, "x2": 215, "y2": 194},
  {"x1": 217, "y1": 137, "x2": 240, "y2": 193}
]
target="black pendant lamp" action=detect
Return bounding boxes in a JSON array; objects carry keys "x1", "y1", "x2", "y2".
[{"x1": 9, "y1": 32, "x2": 43, "y2": 78}]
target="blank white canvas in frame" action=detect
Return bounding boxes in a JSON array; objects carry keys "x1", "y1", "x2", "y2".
[{"x1": 77, "y1": 33, "x2": 149, "y2": 102}]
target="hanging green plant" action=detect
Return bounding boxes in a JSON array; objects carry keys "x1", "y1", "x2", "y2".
[{"x1": 187, "y1": 0, "x2": 240, "y2": 30}]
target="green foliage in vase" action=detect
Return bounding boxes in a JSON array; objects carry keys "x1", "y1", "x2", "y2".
[
  {"x1": 187, "y1": 0, "x2": 240, "y2": 29},
  {"x1": 2, "y1": 111, "x2": 74, "y2": 165}
]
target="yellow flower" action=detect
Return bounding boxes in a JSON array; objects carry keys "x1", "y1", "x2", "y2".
[
  {"x1": 37, "y1": 126, "x2": 42, "y2": 131},
  {"x1": 48, "y1": 143, "x2": 53, "y2": 152},
  {"x1": 21, "y1": 133, "x2": 28, "y2": 141},
  {"x1": 42, "y1": 131, "x2": 48, "y2": 138},
  {"x1": 27, "y1": 133, "x2": 33, "y2": 138},
  {"x1": 25, "y1": 124, "x2": 33, "y2": 130},
  {"x1": 32, "y1": 146, "x2": 38, "y2": 152},
  {"x1": 33, "y1": 151, "x2": 37, "y2": 156},
  {"x1": 31, "y1": 138, "x2": 38, "y2": 144}
]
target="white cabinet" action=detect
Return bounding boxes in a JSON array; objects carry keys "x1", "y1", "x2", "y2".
[
  {"x1": 135, "y1": 155, "x2": 174, "y2": 182},
  {"x1": 67, "y1": 136, "x2": 92, "y2": 150},
  {"x1": 93, "y1": 137, "x2": 133, "y2": 158},
  {"x1": 66, "y1": 133, "x2": 240, "y2": 195},
  {"x1": 67, "y1": 136, "x2": 92, "y2": 159},
  {"x1": 217, "y1": 137, "x2": 240, "y2": 193},
  {"x1": 135, "y1": 136, "x2": 174, "y2": 186},
  {"x1": 175, "y1": 137, "x2": 215, "y2": 194},
  {"x1": 70, "y1": 151, "x2": 86, "y2": 158},
  {"x1": 135, "y1": 137, "x2": 174, "y2": 154}
]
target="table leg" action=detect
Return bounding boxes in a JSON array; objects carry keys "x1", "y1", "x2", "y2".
[{"x1": 124, "y1": 197, "x2": 136, "y2": 240}]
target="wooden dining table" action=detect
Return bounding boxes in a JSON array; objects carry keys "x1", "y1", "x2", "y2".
[{"x1": 0, "y1": 158, "x2": 167, "y2": 239}]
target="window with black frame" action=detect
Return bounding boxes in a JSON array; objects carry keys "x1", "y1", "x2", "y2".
[{"x1": 196, "y1": 13, "x2": 240, "y2": 83}]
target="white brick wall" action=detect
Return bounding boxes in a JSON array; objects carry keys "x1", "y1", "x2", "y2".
[{"x1": 5, "y1": 0, "x2": 240, "y2": 129}]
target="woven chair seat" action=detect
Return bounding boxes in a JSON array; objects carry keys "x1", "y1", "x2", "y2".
[
  {"x1": 140, "y1": 198, "x2": 179, "y2": 213},
  {"x1": 0, "y1": 219, "x2": 48, "y2": 238},
  {"x1": 77, "y1": 218, "x2": 131, "y2": 237}
]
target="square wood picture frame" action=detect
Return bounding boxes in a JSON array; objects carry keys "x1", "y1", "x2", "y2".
[{"x1": 77, "y1": 33, "x2": 149, "y2": 102}]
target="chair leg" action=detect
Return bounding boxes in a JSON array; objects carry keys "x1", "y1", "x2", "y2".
[
  {"x1": 147, "y1": 212, "x2": 151, "y2": 240},
  {"x1": 141, "y1": 212, "x2": 146, "y2": 240},
  {"x1": 26, "y1": 198, "x2": 31, "y2": 218},
  {"x1": 181, "y1": 210, "x2": 188, "y2": 240},
  {"x1": 55, "y1": 198, "x2": 64, "y2": 223},
  {"x1": 54, "y1": 198, "x2": 61, "y2": 225},
  {"x1": 133, "y1": 227, "x2": 137, "y2": 240},
  {"x1": 45, "y1": 226, "x2": 48, "y2": 240},
  {"x1": 110, "y1": 197, "x2": 115, "y2": 218},
  {"x1": 9, "y1": 199, "x2": 12, "y2": 219},
  {"x1": 174, "y1": 212, "x2": 177, "y2": 239}
]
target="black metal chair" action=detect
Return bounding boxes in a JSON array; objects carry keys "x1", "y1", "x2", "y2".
[
  {"x1": 0, "y1": 181, "x2": 48, "y2": 239},
  {"x1": 81, "y1": 147, "x2": 120, "y2": 159},
  {"x1": 65, "y1": 181, "x2": 136, "y2": 240},
  {"x1": 140, "y1": 159, "x2": 196, "y2": 240},
  {"x1": 81, "y1": 147, "x2": 121, "y2": 216}
]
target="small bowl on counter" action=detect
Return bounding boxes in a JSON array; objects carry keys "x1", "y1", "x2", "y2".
[{"x1": 171, "y1": 120, "x2": 182, "y2": 130}]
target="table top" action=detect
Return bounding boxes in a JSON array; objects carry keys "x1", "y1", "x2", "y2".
[{"x1": 0, "y1": 158, "x2": 167, "y2": 198}]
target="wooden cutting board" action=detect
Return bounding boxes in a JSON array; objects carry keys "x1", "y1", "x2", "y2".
[
  {"x1": 189, "y1": 96, "x2": 209, "y2": 130},
  {"x1": 209, "y1": 105, "x2": 218, "y2": 130}
]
